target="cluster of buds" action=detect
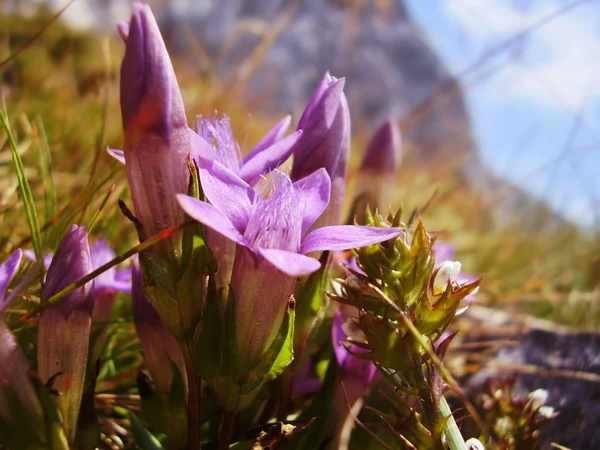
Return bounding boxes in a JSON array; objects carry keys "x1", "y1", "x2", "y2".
[{"x1": 329, "y1": 209, "x2": 480, "y2": 446}]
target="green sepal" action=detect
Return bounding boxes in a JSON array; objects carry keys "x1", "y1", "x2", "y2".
[
  {"x1": 138, "y1": 362, "x2": 188, "y2": 449},
  {"x1": 211, "y1": 300, "x2": 295, "y2": 412},
  {"x1": 293, "y1": 251, "x2": 329, "y2": 361},
  {"x1": 34, "y1": 376, "x2": 69, "y2": 450}
]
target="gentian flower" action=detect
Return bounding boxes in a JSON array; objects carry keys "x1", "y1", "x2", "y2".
[
  {"x1": 0, "y1": 250, "x2": 44, "y2": 436},
  {"x1": 177, "y1": 157, "x2": 401, "y2": 406},
  {"x1": 291, "y1": 72, "x2": 351, "y2": 228},
  {"x1": 88, "y1": 240, "x2": 132, "y2": 364},
  {"x1": 330, "y1": 310, "x2": 377, "y2": 448},
  {"x1": 354, "y1": 118, "x2": 402, "y2": 219},
  {"x1": 360, "y1": 118, "x2": 402, "y2": 174},
  {"x1": 192, "y1": 114, "x2": 300, "y2": 187},
  {"x1": 89, "y1": 239, "x2": 131, "y2": 323},
  {"x1": 37, "y1": 225, "x2": 94, "y2": 446},
  {"x1": 131, "y1": 257, "x2": 185, "y2": 399},
  {"x1": 189, "y1": 113, "x2": 302, "y2": 291},
  {"x1": 120, "y1": 3, "x2": 190, "y2": 253}
]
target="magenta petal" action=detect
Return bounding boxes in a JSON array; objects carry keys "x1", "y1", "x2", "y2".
[
  {"x1": 245, "y1": 115, "x2": 292, "y2": 160},
  {"x1": 301, "y1": 226, "x2": 401, "y2": 254},
  {"x1": 293, "y1": 168, "x2": 331, "y2": 235},
  {"x1": 107, "y1": 147, "x2": 126, "y2": 164},
  {"x1": 196, "y1": 157, "x2": 255, "y2": 231},
  {"x1": 258, "y1": 248, "x2": 321, "y2": 277},
  {"x1": 0, "y1": 249, "x2": 22, "y2": 310},
  {"x1": 239, "y1": 130, "x2": 302, "y2": 186},
  {"x1": 177, "y1": 194, "x2": 250, "y2": 248}
]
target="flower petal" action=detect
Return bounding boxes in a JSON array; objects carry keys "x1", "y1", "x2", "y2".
[
  {"x1": 188, "y1": 128, "x2": 216, "y2": 161},
  {"x1": 196, "y1": 156, "x2": 255, "y2": 232},
  {"x1": 258, "y1": 248, "x2": 321, "y2": 277},
  {"x1": 301, "y1": 226, "x2": 401, "y2": 254},
  {"x1": 245, "y1": 115, "x2": 292, "y2": 160},
  {"x1": 177, "y1": 194, "x2": 250, "y2": 248},
  {"x1": 239, "y1": 130, "x2": 302, "y2": 186},
  {"x1": 0, "y1": 249, "x2": 22, "y2": 309},
  {"x1": 107, "y1": 147, "x2": 126, "y2": 164},
  {"x1": 293, "y1": 168, "x2": 331, "y2": 235}
]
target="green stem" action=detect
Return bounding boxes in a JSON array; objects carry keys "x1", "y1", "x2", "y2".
[
  {"x1": 182, "y1": 343, "x2": 201, "y2": 450},
  {"x1": 218, "y1": 412, "x2": 236, "y2": 450},
  {"x1": 440, "y1": 395, "x2": 467, "y2": 450}
]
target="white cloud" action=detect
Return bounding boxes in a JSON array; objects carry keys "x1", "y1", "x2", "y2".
[{"x1": 442, "y1": 0, "x2": 600, "y2": 110}]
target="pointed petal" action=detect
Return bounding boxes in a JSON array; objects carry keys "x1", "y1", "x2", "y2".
[
  {"x1": 258, "y1": 248, "x2": 321, "y2": 277},
  {"x1": 293, "y1": 168, "x2": 331, "y2": 235},
  {"x1": 245, "y1": 115, "x2": 292, "y2": 160},
  {"x1": 107, "y1": 147, "x2": 126, "y2": 164},
  {"x1": 239, "y1": 130, "x2": 302, "y2": 186},
  {"x1": 177, "y1": 194, "x2": 250, "y2": 248},
  {"x1": 0, "y1": 249, "x2": 22, "y2": 310},
  {"x1": 301, "y1": 226, "x2": 401, "y2": 254},
  {"x1": 188, "y1": 128, "x2": 216, "y2": 161},
  {"x1": 196, "y1": 156, "x2": 255, "y2": 231}
]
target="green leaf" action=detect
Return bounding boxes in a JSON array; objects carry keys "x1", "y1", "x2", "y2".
[
  {"x1": 125, "y1": 409, "x2": 165, "y2": 450},
  {"x1": 1, "y1": 104, "x2": 42, "y2": 261}
]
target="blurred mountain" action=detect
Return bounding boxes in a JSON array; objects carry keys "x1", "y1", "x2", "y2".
[{"x1": 6, "y1": 0, "x2": 573, "y2": 229}]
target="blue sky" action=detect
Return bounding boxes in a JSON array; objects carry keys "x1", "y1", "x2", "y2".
[{"x1": 405, "y1": 0, "x2": 600, "y2": 228}]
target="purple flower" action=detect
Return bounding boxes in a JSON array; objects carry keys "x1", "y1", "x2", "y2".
[
  {"x1": 0, "y1": 250, "x2": 43, "y2": 431},
  {"x1": 329, "y1": 311, "x2": 377, "y2": 448},
  {"x1": 0, "y1": 249, "x2": 22, "y2": 312},
  {"x1": 189, "y1": 114, "x2": 301, "y2": 291},
  {"x1": 191, "y1": 114, "x2": 301, "y2": 187},
  {"x1": 37, "y1": 225, "x2": 94, "y2": 446},
  {"x1": 120, "y1": 3, "x2": 190, "y2": 247},
  {"x1": 359, "y1": 118, "x2": 402, "y2": 174},
  {"x1": 131, "y1": 257, "x2": 185, "y2": 399},
  {"x1": 332, "y1": 311, "x2": 377, "y2": 390},
  {"x1": 89, "y1": 239, "x2": 131, "y2": 323},
  {"x1": 291, "y1": 72, "x2": 351, "y2": 228},
  {"x1": 177, "y1": 158, "x2": 401, "y2": 381}
]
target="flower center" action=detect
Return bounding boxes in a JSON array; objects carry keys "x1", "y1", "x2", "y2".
[{"x1": 244, "y1": 173, "x2": 302, "y2": 252}]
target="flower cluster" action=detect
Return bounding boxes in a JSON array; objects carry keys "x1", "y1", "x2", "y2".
[{"x1": 0, "y1": 3, "x2": 492, "y2": 450}]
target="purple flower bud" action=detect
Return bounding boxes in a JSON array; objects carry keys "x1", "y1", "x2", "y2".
[
  {"x1": 37, "y1": 225, "x2": 94, "y2": 445},
  {"x1": 120, "y1": 3, "x2": 190, "y2": 247},
  {"x1": 0, "y1": 250, "x2": 43, "y2": 430},
  {"x1": 360, "y1": 118, "x2": 402, "y2": 174},
  {"x1": 291, "y1": 72, "x2": 351, "y2": 228},
  {"x1": 132, "y1": 257, "x2": 185, "y2": 398},
  {"x1": 0, "y1": 321, "x2": 44, "y2": 432}
]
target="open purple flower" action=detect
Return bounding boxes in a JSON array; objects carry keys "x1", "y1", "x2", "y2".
[
  {"x1": 177, "y1": 158, "x2": 401, "y2": 381},
  {"x1": 191, "y1": 114, "x2": 301, "y2": 187},
  {"x1": 188, "y1": 114, "x2": 302, "y2": 291},
  {"x1": 89, "y1": 240, "x2": 131, "y2": 322},
  {"x1": 120, "y1": 3, "x2": 190, "y2": 249},
  {"x1": 291, "y1": 72, "x2": 351, "y2": 228}
]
